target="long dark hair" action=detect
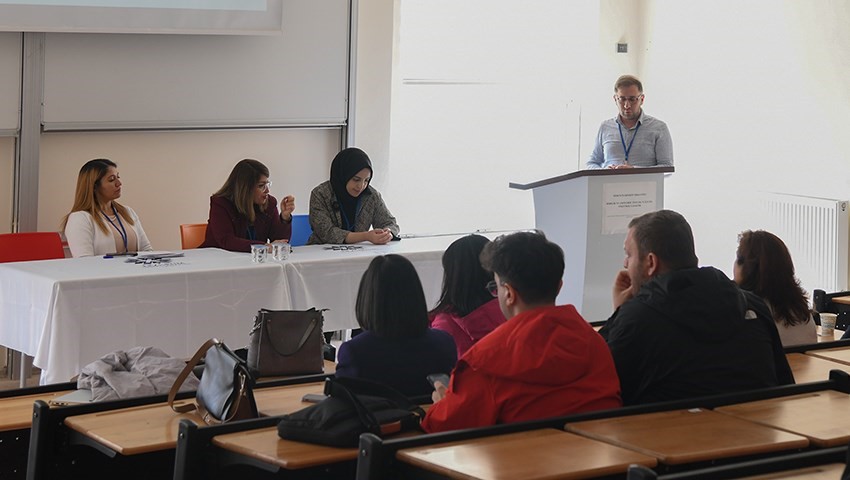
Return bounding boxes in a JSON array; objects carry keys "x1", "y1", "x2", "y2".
[
  {"x1": 736, "y1": 230, "x2": 810, "y2": 327},
  {"x1": 356, "y1": 254, "x2": 429, "y2": 339},
  {"x1": 214, "y1": 159, "x2": 270, "y2": 223},
  {"x1": 430, "y1": 234, "x2": 493, "y2": 317}
]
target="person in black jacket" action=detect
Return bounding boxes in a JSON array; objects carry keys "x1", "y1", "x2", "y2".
[{"x1": 598, "y1": 210, "x2": 794, "y2": 405}]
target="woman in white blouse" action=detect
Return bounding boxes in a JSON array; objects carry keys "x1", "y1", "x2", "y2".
[{"x1": 61, "y1": 159, "x2": 153, "y2": 257}]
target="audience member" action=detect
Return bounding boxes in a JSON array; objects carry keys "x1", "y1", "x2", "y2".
[
  {"x1": 62, "y1": 159, "x2": 153, "y2": 257},
  {"x1": 201, "y1": 159, "x2": 294, "y2": 252},
  {"x1": 308, "y1": 147, "x2": 399, "y2": 244},
  {"x1": 429, "y1": 234, "x2": 506, "y2": 358},
  {"x1": 335, "y1": 254, "x2": 456, "y2": 397},
  {"x1": 599, "y1": 210, "x2": 794, "y2": 406},
  {"x1": 422, "y1": 231, "x2": 621, "y2": 433},
  {"x1": 734, "y1": 230, "x2": 816, "y2": 346}
]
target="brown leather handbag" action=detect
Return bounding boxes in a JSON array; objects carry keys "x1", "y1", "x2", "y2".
[
  {"x1": 168, "y1": 338, "x2": 258, "y2": 425},
  {"x1": 247, "y1": 308, "x2": 325, "y2": 377}
]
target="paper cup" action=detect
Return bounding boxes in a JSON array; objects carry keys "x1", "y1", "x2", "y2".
[{"x1": 820, "y1": 312, "x2": 837, "y2": 337}]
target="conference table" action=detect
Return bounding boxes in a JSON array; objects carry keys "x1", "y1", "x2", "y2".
[{"x1": 0, "y1": 235, "x2": 484, "y2": 384}]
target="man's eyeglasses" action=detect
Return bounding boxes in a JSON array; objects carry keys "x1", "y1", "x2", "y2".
[
  {"x1": 615, "y1": 95, "x2": 643, "y2": 105},
  {"x1": 485, "y1": 280, "x2": 505, "y2": 297},
  {"x1": 257, "y1": 181, "x2": 273, "y2": 191}
]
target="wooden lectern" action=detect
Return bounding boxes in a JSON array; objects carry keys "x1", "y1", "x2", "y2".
[{"x1": 510, "y1": 166, "x2": 674, "y2": 322}]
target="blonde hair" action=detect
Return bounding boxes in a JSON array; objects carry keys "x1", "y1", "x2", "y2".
[
  {"x1": 60, "y1": 159, "x2": 135, "y2": 234},
  {"x1": 213, "y1": 159, "x2": 270, "y2": 223}
]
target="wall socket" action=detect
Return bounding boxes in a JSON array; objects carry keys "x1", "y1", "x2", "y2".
[{"x1": 617, "y1": 43, "x2": 628, "y2": 53}]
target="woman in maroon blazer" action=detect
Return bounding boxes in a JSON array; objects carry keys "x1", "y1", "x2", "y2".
[{"x1": 201, "y1": 159, "x2": 295, "y2": 252}]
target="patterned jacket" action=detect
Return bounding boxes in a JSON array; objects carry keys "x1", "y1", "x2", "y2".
[{"x1": 307, "y1": 181, "x2": 399, "y2": 244}]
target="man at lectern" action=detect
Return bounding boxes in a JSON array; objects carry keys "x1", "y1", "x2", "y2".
[{"x1": 586, "y1": 75, "x2": 674, "y2": 169}]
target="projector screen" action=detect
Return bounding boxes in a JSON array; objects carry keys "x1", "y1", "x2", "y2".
[{"x1": 0, "y1": 0, "x2": 283, "y2": 34}]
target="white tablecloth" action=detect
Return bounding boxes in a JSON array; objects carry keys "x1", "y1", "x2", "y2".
[
  {"x1": 283, "y1": 235, "x2": 467, "y2": 331},
  {"x1": 0, "y1": 235, "x2": 481, "y2": 384},
  {"x1": 0, "y1": 248, "x2": 287, "y2": 384}
]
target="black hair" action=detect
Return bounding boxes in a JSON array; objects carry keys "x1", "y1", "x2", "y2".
[
  {"x1": 355, "y1": 254, "x2": 429, "y2": 338},
  {"x1": 430, "y1": 234, "x2": 494, "y2": 317},
  {"x1": 479, "y1": 231, "x2": 564, "y2": 305},
  {"x1": 628, "y1": 210, "x2": 698, "y2": 270}
]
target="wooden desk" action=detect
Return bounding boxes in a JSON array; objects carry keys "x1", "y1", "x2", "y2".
[
  {"x1": 807, "y1": 346, "x2": 850, "y2": 366},
  {"x1": 786, "y1": 353, "x2": 849, "y2": 384},
  {"x1": 211, "y1": 426, "x2": 357, "y2": 470},
  {"x1": 816, "y1": 326, "x2": 845, "y2": 342},
  {"x1": 395, "y1": 428, "x2": 657, "y2": 480},
  {"x1": 564, "y1": 409, "x2": 809, "y2": 465},
  {"x1": 63, "y1": 381, "x2": 324, "y2": 455},
  {"x1": 716, "y1": 390, "x2": 850, "y2": 447},
  {"x1": 740, "y1": 463, "x2": 845, "y2": 479},
  {"x1": 0, "y1": 389, "x2": 73, "y2": 432},
  {"x1": 831, "y1": 296, "x2": 850, "y2": 306}
]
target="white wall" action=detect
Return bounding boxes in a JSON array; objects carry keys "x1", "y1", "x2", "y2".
[
  {"x1": 0, "y1": 137, "x2": 13, "y2": 234},
  {"x1": 633, "y1": 0, "x2": 850, "y2": 290},
  {"x1": 38, "y1": 129, "x2": 340, "y2": 250}
]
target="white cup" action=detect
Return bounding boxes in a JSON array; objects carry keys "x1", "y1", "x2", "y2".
[
  {"x1": 251, "y1": 244, "x2": 268, "y2": 263},
  {"x1": 271, "y1": 241, "x2": 291, "y2": 261},
  {"x1": 820, "y1": 312, "x2": 837, "y2": 337}
]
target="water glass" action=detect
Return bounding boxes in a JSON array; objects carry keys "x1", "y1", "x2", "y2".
[
  {"x1": 251, "y1": 244, "x2": 268, "y2": 263},
  {"x1": 272, "y1": 241, "x2": 291, "y2": 261}
]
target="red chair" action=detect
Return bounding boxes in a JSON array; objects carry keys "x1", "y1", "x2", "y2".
[{"x1": 0, "y1": 232, "x2": 66, "y2": 263}]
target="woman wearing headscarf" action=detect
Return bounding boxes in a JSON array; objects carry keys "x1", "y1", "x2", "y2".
[{"x1": 308, "y1": 147, "x2": 399, "y2": 244}]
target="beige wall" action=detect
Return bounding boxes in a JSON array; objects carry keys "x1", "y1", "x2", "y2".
[
  {"x1": 38, "y1": 128, "x2": 340, "y2": 251},
  {"x1": 0, "y1": 137, "x2": 13, "y2": 234}
]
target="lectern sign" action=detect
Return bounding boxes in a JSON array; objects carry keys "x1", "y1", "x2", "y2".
[{"x1": 602, "y1": 182, "x2": 657, "y2": 235}]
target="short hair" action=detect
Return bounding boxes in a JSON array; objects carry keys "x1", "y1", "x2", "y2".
[
  {"x1": 628, "y1": 210, "x2": 698, "y2": 270},
  {"x1": 430, "y1": 234, "x2": 494, "y2": 317},
  {"x1": 356, "y1": 254, "x2": 429, "y2": 338},
  {"x1": 736, "y1": 230, "x2": 810, "y2": 327},
  {"x1": 479, "y1": 231, "x2": 564, "y2": 304},
  {"x1": 61, "y1": 158, "x2": 135, "y2": 234},
  {"x1": 214, "y1": 159, "x2": 270, "y2": 223},
  {"x1": 614, "y1": 74, "x2": 643, "y2": 93}
]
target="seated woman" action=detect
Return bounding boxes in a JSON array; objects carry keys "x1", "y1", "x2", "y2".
[
  {"x1": 429, "y1": 234, "x2": 506, "y2": 358},
  {"x1": 62, "y1": 159, "x2": 153, "y2": 257},
  {"x1": 201, "y1": 159, "x2": 295, "y2": 252},
  {"x1": 308, "y1": 147, "x2": 399, "y2": 244},
  {"x1": 336, "y1": 254, "x2": 457, "y2": 397},
  {"x1": 734, "y1": 230, "x2": 816, "y2": 346}
]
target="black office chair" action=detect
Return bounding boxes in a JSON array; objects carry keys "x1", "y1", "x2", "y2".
[{"x1": 812, "y1": 289, "x2": 850, "y2": 330}]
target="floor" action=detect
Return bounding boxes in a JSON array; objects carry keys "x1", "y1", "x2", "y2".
[{"x1": 0, "y1": 366, "x2": 42, "y2": 390}]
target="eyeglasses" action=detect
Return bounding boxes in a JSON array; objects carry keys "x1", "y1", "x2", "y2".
[
  {"x1": 615, "y1": 95, "x2": 643, "y2": 105},
  {"x1": 485, "y1": 280, "x2": 506, "y2": 297},
  {"x1": 257, "y1": 181, "x2": 272, "y2": 191}
]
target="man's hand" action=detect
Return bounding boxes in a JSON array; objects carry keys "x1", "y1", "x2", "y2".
[
  {"x1": 612, "y1": 269, "x2": 635, "y2": 309},
  {"x1": 431, "y1": 381, "x2": 447, "y2": 403}
]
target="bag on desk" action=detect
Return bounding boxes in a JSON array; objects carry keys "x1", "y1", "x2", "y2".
[
  {"x1": 277, "y1": 376, "x2": 425, "y2": 447},
  {"x1": 168, "y1": 338, "x2": 258, "y2": 425},
  {"x1": 247, "y1": 308, "x2": 325, "y2": 377}
]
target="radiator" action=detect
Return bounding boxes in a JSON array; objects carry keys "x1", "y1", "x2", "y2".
[{"x1": 761, "y1": 193, "x2": 849, "y2": 295}]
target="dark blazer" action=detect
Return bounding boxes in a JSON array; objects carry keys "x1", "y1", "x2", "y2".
[
  {"x1": 335, "y1": 329, "x2": 457, "y2": 397},
  {"x1": 200, "y1": 195, "x2": 292, "y2": 252}
]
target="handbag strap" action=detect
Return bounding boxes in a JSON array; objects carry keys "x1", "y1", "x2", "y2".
[
  {"x1": 324, "y1": 378, "x2": 382, "y2": 434},
  {"x1": 260, "y1": 311, "x2": 321, "y2": 356},
  {"x1": 330, "y1": 376, "x2": 424, "y2": 415},
  {"x1": 168, "y1": 338, "x2": 218, "y2": 414}
]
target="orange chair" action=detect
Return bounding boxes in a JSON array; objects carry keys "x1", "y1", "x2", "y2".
[
  {"x1": 0, "y1": 232, "x2": 66, "y2": 263},
  {"x1": 180, "y1": 223, "x2": 207, "y2": 250}
]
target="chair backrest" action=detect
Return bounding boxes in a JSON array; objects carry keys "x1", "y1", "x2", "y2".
[
  {"x1": 0, "y1": 232, "x2": 66, "y2": 263},
  {"x1": 290, "y1": 214, "x2": 312, "y2": 247},
  {"x1": 180, "y1": 223, "x2": 208, "y2": 250}
]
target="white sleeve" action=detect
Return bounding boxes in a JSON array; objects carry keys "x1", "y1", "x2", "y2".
[
  {"x1": 127, "y1": 207, "x2": 153, "y2": 252},
  {"x1": 64, "y1": 211, "x2": 96, "y2": 258}
]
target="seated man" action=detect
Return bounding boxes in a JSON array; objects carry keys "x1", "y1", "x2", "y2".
[
  {"x1": 421, "y1": 231, "x2": 622, "y2": 433},
  {"x1": 599, "y1": 210, "x2": 794, "y2": 406}
]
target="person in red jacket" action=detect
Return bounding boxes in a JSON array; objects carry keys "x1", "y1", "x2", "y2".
[{"x1": 421, "y1": 231, "x2": 622, "y2": 433}]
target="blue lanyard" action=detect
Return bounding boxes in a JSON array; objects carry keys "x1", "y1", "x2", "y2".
[
  {"x1": 339, "y1": 198, "x2": 362, "y2": 231},
  {"x1": 102, "y1": 205, "x2": 128, "y2": 252},
  {"x1": 617, "y1": 121, "x2": 641, "y2": 164}
]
